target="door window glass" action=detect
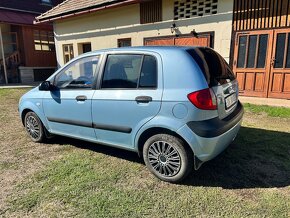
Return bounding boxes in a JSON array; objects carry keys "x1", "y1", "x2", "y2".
[
  {"x1": 246, "y1": 35, "x2": 258, "y2": 68},
  {"x1": 102, "y1": 54, "x2": 145, "y2": 89},
  {"x1": 257, "y1": 34, "x2": 268, "y2": 68},
  {"x1": 55, "y1": 56, "x2": 99, "y2": 89},
  {"x1": 286, "y1": 33, "x2": 290, "y2": 68},
  {"x1": 101, "y1": 54, "x2": 158, "y2": 89},
  {"x1": 237, "y1": 36, "x2": 247, "y2": 68},
  {"x1": 274, "y1": 33, "x2": 286, "y2": 68}
]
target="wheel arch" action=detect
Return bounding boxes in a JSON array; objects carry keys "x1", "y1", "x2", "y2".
[
  {"x1": 136, "y1": 127, "x2": 194, "y2": 158},
  {"x1": 19, "y1": 101, "x2": 49, "y2": 131}
]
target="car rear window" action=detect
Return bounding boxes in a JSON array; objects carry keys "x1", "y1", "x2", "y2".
[{"x1": 187, "y1": 47, "x2": 236, "y2": 87}]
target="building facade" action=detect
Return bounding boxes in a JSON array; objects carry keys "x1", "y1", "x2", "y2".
[
  {"x1": 37, "y1": 0, "x2": 233, "y2": 65},
  {"x1": 36, "y1": 0, "x2": 290, "y2": 99},
  {"x1": 0, "y1": 0, "x2": 62, "y2": 84}
]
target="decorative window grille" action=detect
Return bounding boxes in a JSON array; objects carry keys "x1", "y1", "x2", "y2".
[
  {"x1": 140, "y1": 0, "x2": 162, "y2": 24},
  {"x1": 174, "y1": 0, "x2": 218, "y2": 20}
]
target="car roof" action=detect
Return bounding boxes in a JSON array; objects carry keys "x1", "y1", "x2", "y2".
[{"x1": 79, "y1": 46, "x2": 203, "y2": 58}]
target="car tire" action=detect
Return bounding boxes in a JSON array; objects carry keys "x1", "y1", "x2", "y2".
[
  {"x1": 24, "y1": 112, "x2": 45, "y2": 143},
  {"x1": 143, "y1": 134, "x2": 193, "y2": 183}
]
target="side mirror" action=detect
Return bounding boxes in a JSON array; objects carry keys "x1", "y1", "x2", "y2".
[{"x1": 39, "y1": 81, "x2": 52, "y2": 91}]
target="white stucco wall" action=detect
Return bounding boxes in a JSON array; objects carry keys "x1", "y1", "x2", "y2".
[{"x1": 54, "y1": 0, "x2": 233, "y2": 67}]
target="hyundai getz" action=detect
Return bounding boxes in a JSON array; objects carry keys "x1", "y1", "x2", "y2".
[{"x1": 19, "y1": 46, "x2": 243, "y2": 183}]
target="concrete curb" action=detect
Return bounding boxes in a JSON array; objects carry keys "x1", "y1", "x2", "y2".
[{"x1": 239, "y1": 96, "x2": 290, "y2": 108}]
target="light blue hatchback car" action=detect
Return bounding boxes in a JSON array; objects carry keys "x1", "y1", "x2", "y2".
[{"x1": 19, "y1": 46, "x2": 243, "y2": 183}]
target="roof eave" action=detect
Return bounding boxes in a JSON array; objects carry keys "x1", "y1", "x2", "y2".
[{"x1": 34, "y1": 0, "x2": 142, "y2": 24}]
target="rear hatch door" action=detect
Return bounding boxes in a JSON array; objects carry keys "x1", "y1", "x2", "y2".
[{"x1": 187, "y1": 47, "x2": 239, "y2": 119}]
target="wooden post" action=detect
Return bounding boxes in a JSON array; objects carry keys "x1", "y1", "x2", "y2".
[{"x1": 0, "y1": 26, "x2": 8, "y2": 84}]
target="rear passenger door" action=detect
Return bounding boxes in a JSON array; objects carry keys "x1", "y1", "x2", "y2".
[{"x1": 92, "y1": 53, "x2": 163, "y2": 149}]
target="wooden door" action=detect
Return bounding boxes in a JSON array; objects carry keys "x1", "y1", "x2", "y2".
[
  {"x1": 268, "y1": 29, "x2": 290, "y2": 99},
  {"x1": 144, "y1": 35, "x2": 210, "y2": 47},
  {"x1": 233, "y1": 30, "x2": 274, "y2": 97}
]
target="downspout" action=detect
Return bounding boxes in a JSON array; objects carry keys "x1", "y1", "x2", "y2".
[{"x1": 0, "y1": 26, "x2": 8, "y2": 84}]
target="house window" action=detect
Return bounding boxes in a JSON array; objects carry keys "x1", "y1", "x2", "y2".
[
  {"x1": 118, "y1": 38, "x2": 131, "y2": 47},
  {"x1": 34, "y1": 30, "x2": 55, "y2": 51},
  {"x1": 174, "y1": 0, "x2": 218, "y2": 20},
  {"x1": 63, "y1": 44, "x2": 74, "y2": 64},
  {"x1": 140, "y1": 0, "x2": 162, "y2": 24}
]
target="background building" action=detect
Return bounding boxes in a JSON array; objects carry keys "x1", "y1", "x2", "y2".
[
  {"x1": 35, "y1": 0, "x2": 290, "y2": 99},
  {"x1": 0, "y1": 0, "x2": 62, "y2": 84}
]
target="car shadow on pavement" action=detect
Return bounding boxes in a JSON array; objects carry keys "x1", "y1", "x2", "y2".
[{"x1": 49, "y1": 126, "x2": 290, "y2": 189}]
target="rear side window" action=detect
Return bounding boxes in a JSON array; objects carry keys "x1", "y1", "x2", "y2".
[
  {"x1": 187, "y1": 48, "x2": 236, "y2": 86},
  {"x1": 139, "y1": 55, "x2": 157, "y2": 88},
  {"x1": 102, "y1": 54, "x2": 157, "y2": 89}
]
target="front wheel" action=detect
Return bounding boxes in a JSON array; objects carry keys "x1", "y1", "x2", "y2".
[
  {"x1": 24, "y1": 112, "x2": 45, "y2": 143},
  {"x1": 143, "y1": 134, "x2": 193, "y2": 183}
]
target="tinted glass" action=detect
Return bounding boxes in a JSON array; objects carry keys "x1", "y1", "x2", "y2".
[
  {"x1": 187, "y1": 48, "x2": 236, "y2": 87},
  {"x1": 139, "y1": 55, "x2": 157, "y2": 88},
  {"x1": 55, "y1": 56, "x2": 99, "y2": 89},
  {"x1": 246, "y1": 35, "x2": 257, "y2": 68},
  {"x1": 286, "y1": 33, "x2": 290, "y2": 68},
  {"x1": 274, "y1": 33, "x2": 286, "y2": 68},
  {"x1": 102, "y1": 55, "x2": 143, "y2": 88},
  {"x1": 237, "y1": 36, "x2": 247, "y2": 68},
  {"x1": 257, "y1": 34, "x2": 268, "y2": 68}
]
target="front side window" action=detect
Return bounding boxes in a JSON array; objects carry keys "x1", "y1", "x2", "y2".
[
  {"x1": 102, "y1": 54, "x2": 157, "y2": 89},
  {"x1": 54, "y1": 56, "x2": 99, "y2": 89},
  {"x1": 34, "y1": 30, "x2": 55, "y2": 51}
]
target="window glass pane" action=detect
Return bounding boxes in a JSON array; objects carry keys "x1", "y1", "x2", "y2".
[
  {"x1": 286, "y1": 33, "x2": 290, "y2": 68},
  {"x1": 55, "y1": 56, "x2": 99, "y2": 89},
  {"x1": 187, "y1": 48, "x2": 235, "y2": 87},
  {"x1": 139, "y1": 55, "x2": 157, "y2": 88},
  {"x1": 274, "y1": 33, "x2": 286, "y2": 68},
  {"x1": 118, "y1": 39, "x2": 131, "y2": 47},
  {"x1": 34, "y1": 44, "x2": 41, "y2": 50},
  {"x1": 257, "y1": 34, "x2": 268, "y2": 68},
  {"x1": 246, "y1": 35, "x2": 257, "y2": 68},
  {"x1": 102, "y1": 54, "x2": 143, "y2": 88},
  {"x1": 237, "y1": 36, "x2": 247, "y2": 68},
  {"x1": 64, "y1": 45, "x2": 69, "y2": 52},
  {"x1": 42, "y1": 44, "x2": 49, "y2": 51}
]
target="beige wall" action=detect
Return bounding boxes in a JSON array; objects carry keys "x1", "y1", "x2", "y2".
[{"x1": 54, "y1": 0, "x2": 234, "y2": 67}]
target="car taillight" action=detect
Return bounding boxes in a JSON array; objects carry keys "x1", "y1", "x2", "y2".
[{"x1": 187, "y1": 88, "x2": 217, "y2": 110}]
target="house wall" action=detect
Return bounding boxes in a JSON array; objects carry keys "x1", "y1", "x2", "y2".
[
  {"x1": 54, "y1": 0, "x2": 234, "y2": 67},
  {"x1": 21, "y1": 26, "x2": 57, "y2": 68}
]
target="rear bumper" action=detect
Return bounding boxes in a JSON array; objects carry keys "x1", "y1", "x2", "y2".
[
  {"x1": 177, "y1": 102, "x2": 244, "y2": 162},
  {"x1": 187, "y1": 101, "x2": 244, "y2": 138}
]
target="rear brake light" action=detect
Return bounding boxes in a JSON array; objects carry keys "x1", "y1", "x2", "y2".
[{"x1": 187, "y1": 88, "x2": 217, "y2": 110}]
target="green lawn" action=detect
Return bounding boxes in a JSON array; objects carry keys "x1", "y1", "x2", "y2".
[
  {"x1": 0, "y1": 88, "x2": 289, "y2": 217},
  {"x1": 244, "y1": 103, "x2": 290, "y2": 118}
]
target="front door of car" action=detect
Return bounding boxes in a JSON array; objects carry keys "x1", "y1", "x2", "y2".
[
  {"x1": 42, "y1": 55, "x2": 100, "y2": 140},
  {"x1": 92, "y1": 53, "x2": 163, "y2": 149}
]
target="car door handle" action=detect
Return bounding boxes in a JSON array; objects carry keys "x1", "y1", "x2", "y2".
[
  {"x1": 135, "y1": 96, "x2": 152, "y2": 103},
  {"x1": 76, "y1": 95, "x2": 87, "y2": 101}
]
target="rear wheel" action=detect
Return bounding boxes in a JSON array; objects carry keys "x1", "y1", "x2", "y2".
[
  {"x1": 143, "y1": 134, "x2": 193, "y2": 183},
  {"x1": 24, "y1": 112, "x2": 45, "y2": 143}
]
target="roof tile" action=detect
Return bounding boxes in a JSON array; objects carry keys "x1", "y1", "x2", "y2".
[{"x1": 36, "y1": 0, "x2": 130, "y2": 22}]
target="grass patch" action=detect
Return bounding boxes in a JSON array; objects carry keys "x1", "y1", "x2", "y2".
[
  {"x1": 244, "y1": 103, "x2": 290, "y2": 118},
  {"x1": 1, "y1": 89, "x2": 290, "y2": 217}
]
